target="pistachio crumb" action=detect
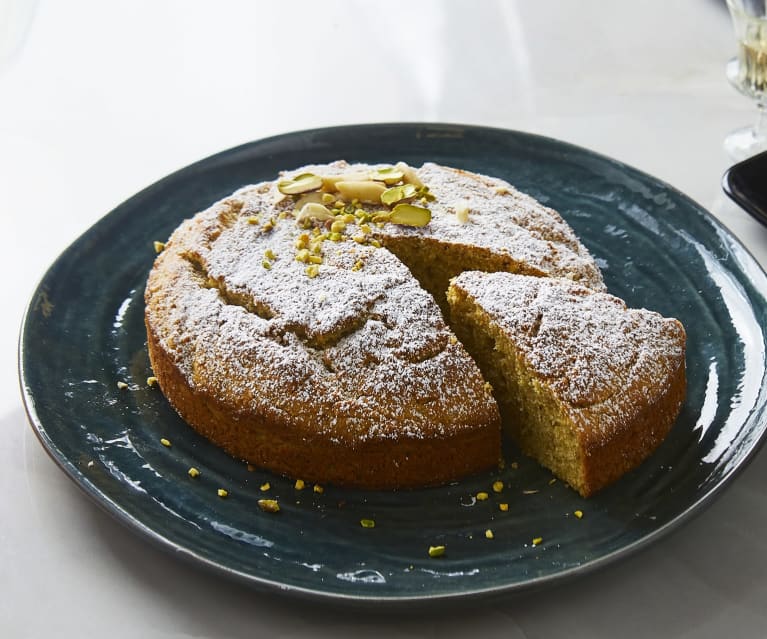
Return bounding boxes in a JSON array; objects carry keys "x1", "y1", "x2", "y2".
[
  {"x1": 160, "y1": 438, "x2": 171, "y2": 447},
  {"x1": 116, "y1": 381, "x2": 129, "y2": 390},
  {"x1": 492, "y1": 480, "x2": 504, "y2": 493},
  {"x1": 485, "y1": 529, "x2": 494, "y2": 540},
  {"x1": 351, "y1": 260, "x2": 364, "y2": 272},
  {"x1": 305, "y1": 265, "x2": 320, "y2": 278},
  {"x1": 153, "y1": 240, "x2": 166, "y2": 253},
  {"x1": 258, "y1": 499, "x2": 280, "y2": 513},
  {"x1": 449, "y1": 335, "x2": 458, "y2": 345},
  {"x1": 308, "y1": 255, "x2": 323, "y2": 264},
  {"x1": 428, "y1": 545, "x2": 446, "y2": 558},
  {"x1": 295, "y1": 248, "x2": 310, "y2": 263},
  {"x1": 188, "y1": 467, "x2": 200, "y2": 478},
  {"x1": 369, "y1": 239, "x2": 382, "y2": 248},
  {"x1": 476, "y1": 491, "x2": 489, "y2": 501},
  {"x1": 217, "y1": 488, "x2": 228, "y2": 498},
  {"x1": 321, "y1": 193, "x2": 335, "y2": 205},
  {"x1": 264, "y1": 248, "x2": 276, "y2": 261},
  {"x1": 294, "y1": 479, "x2": 305, "y2": 490},
  {"x1": 260, "y1": 482, "x2": 271, "y2": 492},
  {"x1": 330, "y1": 219, "x2": 346, "y2": 233},
  {"x1": 499, "y1": 503, "x2": 509, "y2": 512},
  {"x1": 360, "y1": 519, "x2": 376, "y2": 528},
  {"x1": 313, "y1": 484, "x2": 324, "y2": 494},
  {"x1": 455, "y1": 205, "x2": 470, "y2": 224},
  {"x1": 147, "y1": 376, "x2": 158, "y2": 387},
  {"x1": 261, "y1": 260, "x2": 272, "y2": 270},
  {"x1": 247, "y1": 215, "x2": 260, "y2": 225},
  {"x1": 532, "y1": 537, "x2": 543, "y2": 546},
  {"x1": 574, "y1": 510, "x2": 584, "y2": 519}
]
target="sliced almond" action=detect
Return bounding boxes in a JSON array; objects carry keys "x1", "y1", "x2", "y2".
[
  {"x1": 395, "y1": 161, "x2": 423, "y2": 187},
  {"x1": 335, "y1": 180, "x2": 387, "y2": 204},
  {"x1": 321, "y1": 171, "x2": 370, "y2": 192},
  {"x1": 295, "y1": 202, "x2": 334, "y2": 223}
]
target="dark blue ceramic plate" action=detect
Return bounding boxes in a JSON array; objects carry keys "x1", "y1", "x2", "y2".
[{"x1": 20, "y1": 124, "x2": 767, "y2": 606}]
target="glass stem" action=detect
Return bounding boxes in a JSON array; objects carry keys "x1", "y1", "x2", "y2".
[{"x1": 756, "y1": 101, "x2": 767, "y2": 143}]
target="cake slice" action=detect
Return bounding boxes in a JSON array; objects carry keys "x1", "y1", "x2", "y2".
[{"x1": 447, "y1": 271, "x2": 686, "y2": 497}]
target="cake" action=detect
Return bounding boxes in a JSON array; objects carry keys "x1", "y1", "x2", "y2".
[
  {"x1": 447, "y1": 272, "x2": 687, "y2": 497},
  {"x1": 145, "y1": 159, "x2": 681, "y2": 494}
]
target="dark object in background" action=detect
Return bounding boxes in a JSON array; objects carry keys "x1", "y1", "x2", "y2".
[{"x1": 723, "y1": 150, "x2": 767, "y2": 225}]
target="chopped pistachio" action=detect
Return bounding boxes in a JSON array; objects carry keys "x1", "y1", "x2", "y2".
[
  {"x1": 153, "y1": 240, "x2": 166, "y2": 253},
  {"x1": 313, "y1": 484, "x2": 324, "y2": 494},
  {"x1": 329, "y1": 232, "x2": 343, "y2": 242},
  {"x1": 160, "y1": 437, "x2": 171, "y2": 447},
  {"x1": 247, "y1": 215, "x2": 260, "y2": 225},
  {"x1": 146, "y1": 376, "x2": 158, "y2": 387},
  {"x1": 352, "y1": 235, "x2": 366, "y2": 244},
  {"x1": 305, "y1": 265, "x2": 320, "y2": 278},
  {"x1": 308, "y1": 255, "x2": 323, "y2": 264},
  {"x1": 294, "y1": 233, "x2": 310, "y2": 249},
  {"x1": 359, "y1": 223, "x2": 372, "y2": 234},
  {"x1": 380, "y1": 183, "x2": 418, "y2": 206},
  {"x1": 188, "y1": 467, "x2": 200, "y2": 478},
  {"x1": 574, "y1": 510, "x2": 584, "y2": 519},
  {"x1": 499, "y1": 503, "x2": 509, "y2": 512},
  {"x1": 264, "y1": 248, "x2": 276, "y2": 261},
  {"x1": 389, "y1": 203, "x2": 431, "y2": 227},
  {"x1": 258, "y1": 498, "x2": 280, "y2": 513},
  {"x1": 485, "y1": 529, "x2": 494, "y2": 540},
  {"x1": 261, "y1": 260, "x2": 272, "y2": 270},
  {"x1": 343, "y1": 213, "x2": 356, "y2": 224},
  {"x1": 116, "y1": 381, "x2": 129, "y2": 390},
  {"x1": 295, "y1": 248, "x2": 310, "y2": 263},
  {"x1": 262, "y1": 220, "x2": 274, "y2": 232},
  {"x1": 330, "y1": 219, "x2": 346, "y2": 233},
  {"x1": 277, "y1": 172, "x2": 322, "y2": 195},
  {"x1": 532, "y1": 537, "x2": 543, "y2": 546},
  {"x1": 321, "y1": 192, "x2": 335, "y2": 205},
  {"x1": 294, "y1": 479, "x2": 305, "y2": 490},
  {"x1": 217, "y1": 488, "x2": 228, "y2": 498},
  {"x1": 476, "y1": 491, "x2": 489, "y2": 501},
  {"x1": 492, "y1": 480, "x2": 504, "y2": 493},
  {"x1": 449, "y1": 335, "x2": 458, "y2": 345},
  {"x1": 428, "y1": 545, "x2": 446, "y2": 558},
  {"x1": 360, "y1": 518, "x2": 376, "y2": 528},
  {"x1": 260, "y1": 482, "x2": 270, "y2": 492},
  {"x1": 352, "y1": 260, "x2": 364, "y2": 272},
  {"x1": 370, "y1": 166, "x2": 404, "y2": 185}
]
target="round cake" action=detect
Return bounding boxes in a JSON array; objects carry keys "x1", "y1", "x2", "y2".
[{"x1": 144, "y1": 161, "x2": 609, "y2": 489}]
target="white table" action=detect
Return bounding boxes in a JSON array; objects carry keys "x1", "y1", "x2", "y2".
[{"x1": 4, "y1": 1, "x2": 767, "y2": 636}]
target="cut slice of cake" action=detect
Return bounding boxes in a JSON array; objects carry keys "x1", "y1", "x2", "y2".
[{"x1": 447, "y1": 271, "x2": 686, "y2": 497}]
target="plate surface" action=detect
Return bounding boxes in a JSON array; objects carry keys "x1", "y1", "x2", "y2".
[{"x1": 20, "y1": 123, "x2": 767, "y2": 605}]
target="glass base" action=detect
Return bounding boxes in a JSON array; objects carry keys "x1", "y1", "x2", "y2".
[{"x1": 724, "y1": 125, "x2": 767, "y2": 162}]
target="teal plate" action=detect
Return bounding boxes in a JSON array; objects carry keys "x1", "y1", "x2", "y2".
[{"x1": 19, "y1": 124, "x2": 767, "y2": 606}]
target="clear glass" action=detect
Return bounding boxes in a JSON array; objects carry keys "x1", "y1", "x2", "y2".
[{"x1": 725, "y1": 0, "x2": 767, "y2": 161}]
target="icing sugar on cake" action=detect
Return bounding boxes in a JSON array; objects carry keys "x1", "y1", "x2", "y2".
[{"x1": 144, "y1": 159, "x2": 682, "y2": 492}]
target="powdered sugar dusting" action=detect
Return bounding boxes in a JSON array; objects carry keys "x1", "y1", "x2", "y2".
[{"x1": 452, "y1": 271, "x2": 686, "y2": 435}]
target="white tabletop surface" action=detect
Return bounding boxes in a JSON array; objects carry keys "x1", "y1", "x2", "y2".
[{"x1": 4, "y1": 1, "x2": 767, "y2": 636}]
